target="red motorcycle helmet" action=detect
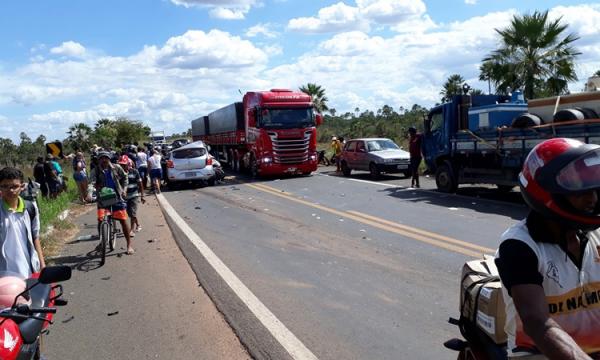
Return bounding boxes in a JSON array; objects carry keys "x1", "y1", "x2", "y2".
[{"x1": 520, "y1": 138, "x2": 600, "y2": 230}]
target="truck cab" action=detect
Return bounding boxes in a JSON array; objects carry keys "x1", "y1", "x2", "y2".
[{"x1": 243, "y1": 89, "x2": 320, "y2": 176}]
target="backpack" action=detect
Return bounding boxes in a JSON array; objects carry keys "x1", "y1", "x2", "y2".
[
  {"x1": 20, "y1": 178, "x2": 40, "y2": 201},
  {"x1": 24, "y1": 200, "x2": 37, "y2": 225}
]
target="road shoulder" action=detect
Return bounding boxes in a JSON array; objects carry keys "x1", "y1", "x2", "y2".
[{"x1": 45, "y1": 195, "x2": 250, "y2": 360}]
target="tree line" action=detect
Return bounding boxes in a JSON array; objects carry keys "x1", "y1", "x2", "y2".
[{"x1": 0, "y1": 117, "x2": 150, "y2": 167}]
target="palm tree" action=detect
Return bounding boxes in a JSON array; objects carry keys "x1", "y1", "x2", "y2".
[
  {"x1": 299, "y1": 83, "x2": 329, "y2": 114},
  {"x1": 67, "y1": 123, "x2": 93, "y2": 151},
  {"x1": 440, "y1": 74, "x2": 465, "y2": 103},
  {"x1": 595, "y1": 70, "x2": 600, "y2": 77},
  {"x1": 479, "y1": 62, "x2": 494, "y2": 94},
  {"x1": 482, "y1": 10, "x2": 580, "y2": 99}
]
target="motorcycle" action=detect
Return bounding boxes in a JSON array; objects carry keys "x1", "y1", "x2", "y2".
[
  {"x1": 0, "y1": 266, "x2": 71, "y2": 360},
  {"x1": 317, "y1": 150, "x2": 331, "y2": 166}
]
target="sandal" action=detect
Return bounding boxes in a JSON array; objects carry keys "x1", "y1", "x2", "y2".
[{"x1": 126, "y1": 248, "x2": 135, "y2": 255}]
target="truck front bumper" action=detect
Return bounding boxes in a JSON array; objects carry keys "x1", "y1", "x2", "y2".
[{"x1": 259, "y1": 160, "x2": 318, "y2": 176}]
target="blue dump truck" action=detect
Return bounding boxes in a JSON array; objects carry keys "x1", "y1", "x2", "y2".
[{"x1": 422, "y1": 90, "x2": 600, "y2": 192}]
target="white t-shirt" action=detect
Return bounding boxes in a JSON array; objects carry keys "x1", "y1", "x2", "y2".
[
  {"x1": 136, "y1": 151, "x2": 148, "y2": 168},
  {"x1": 148, "y1": 154, "x2": 162, "y2": 170}
]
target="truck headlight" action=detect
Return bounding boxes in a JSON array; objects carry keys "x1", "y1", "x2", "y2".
[
  {"x1": 309, "y1": 154, "x2": 317, "y2": 161},
  {"x1": 262, "y1": 157, "x2": 272, "y2": 164}
]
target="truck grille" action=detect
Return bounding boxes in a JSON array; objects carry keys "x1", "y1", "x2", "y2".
[{"x1": 268, "y1": 131, "x2": 311, "y2": 164}]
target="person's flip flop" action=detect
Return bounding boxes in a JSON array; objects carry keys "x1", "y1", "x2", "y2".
[{"x1": 126, "y1": 248, "x2": 135, "y2": 255}]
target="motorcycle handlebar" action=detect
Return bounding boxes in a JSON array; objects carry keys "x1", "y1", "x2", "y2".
[{"x1": 15, "y1": 304, "x2": 57, "y2": 315}]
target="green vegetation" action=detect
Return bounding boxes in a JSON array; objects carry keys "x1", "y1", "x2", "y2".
[
  {"x1": 318, "y1": 104, "x2": 429, "y2": 150},
  {"x1": 37, "y1": 184, "x2": 78, "y2": 235},
  {"x1": 481, "y1": 10, "x2": 580, "y2": 99},
  {"x1": 66, "y1": 117, "x2": 150, "y2": 151}
]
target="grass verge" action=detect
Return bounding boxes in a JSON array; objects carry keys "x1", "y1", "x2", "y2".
[{"x1": 37, "y1": 180, "x2": 89, "y2": 258}]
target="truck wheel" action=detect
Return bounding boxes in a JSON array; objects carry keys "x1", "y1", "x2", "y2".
[
  {"x1": 341, "y1": 161, "x2": 351, "y2": 177},
  {"x1": 435, "y1": 162, "x2": 458, "y2": 193},
  {"x1": 369, "y1": 163, "x2": 381, "y2": 180}
]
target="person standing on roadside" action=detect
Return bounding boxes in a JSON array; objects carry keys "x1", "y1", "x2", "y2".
[
  {"x1": 136, "y1": 147, "x2": 148, "y2": 189},
  {"x1": 91, "y1": 152, "x2": 134, "y2": 255},
  {"x1": 0, "y1": 167, "x2": 46, "y2": 278},
  {"x1": 408, "y1": 127, "x2": 423, "y2": 188},
  {"x1": 331, "y1": 136, "x2": 342, "y2": 172},
  {"x1": 72, "y1": 152, "x2": 89, "y2": 204},
  {"x1": 118, "y1": 156, "x2": 145, "y2": 237},
  {"x1": 33, "y1": 157, "x2": 47, "y2": 198},
  {"x1": 44, "y1": 155, "x2": 60, "y2": 199},
  {"x1": 147, "y1": 150, "x2": 162, "y2": 194}
]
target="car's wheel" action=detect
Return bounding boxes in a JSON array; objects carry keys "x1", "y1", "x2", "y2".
[
  {"x1": 207, "y1": 178, "x2": 216, "y2": 186},
  {"x1": 167, "y1": 181, "x2": 177, "y2": 190},
  {"x1": 435, "y1": 162, "x2": 458, "y2": 193},
  {"x1": 403, "y1": 171, "x2": 411, "y2": 178},
  {"x1": 369, "y1": 163, "x2": 381, "y2": 180},
  {"x1": 341, "y1": 161, "x2": 351, "y2": 177}
]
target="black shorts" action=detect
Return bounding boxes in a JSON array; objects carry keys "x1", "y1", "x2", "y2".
[{"x1": 126, "y1": 197, "x2": 139, "y2": 218}]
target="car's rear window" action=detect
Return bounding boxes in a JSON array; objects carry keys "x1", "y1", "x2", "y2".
[{"x1": 172, "y1": 148, "x2": 206, "y2": 159}]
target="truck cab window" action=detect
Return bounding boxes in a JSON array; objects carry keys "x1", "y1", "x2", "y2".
[
  {"x1": 430, "y1": 110, "x2": 443, "y2": 133},
  {"x1": 260, "y1": 108, "x2": 314, "y2": 129}
]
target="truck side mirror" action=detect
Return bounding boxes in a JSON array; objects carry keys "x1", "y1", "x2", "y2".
[{"x1": 315, "y1": 113, "x2": 323, "y2": 126}]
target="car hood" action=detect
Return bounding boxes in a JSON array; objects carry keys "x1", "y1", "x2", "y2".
[{"x1": 369, "y1": 149, "x2": 410, "y2": 159}]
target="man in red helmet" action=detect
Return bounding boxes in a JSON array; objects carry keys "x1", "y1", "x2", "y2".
[{"x1": 495, "y1": 138, "x2": 600, "y2": 359}]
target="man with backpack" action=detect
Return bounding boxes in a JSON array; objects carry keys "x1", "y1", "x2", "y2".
[
  {"x1": 495, "y1": 138, "x2": 600, "y2": 359},
  {"x1": 0, "y1": 167, "x2": 46, "y2": 278}
]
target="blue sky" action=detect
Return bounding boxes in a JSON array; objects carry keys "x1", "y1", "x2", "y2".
[{"x1": 1, "y1": 0, "x2": 599, "y2": 143}]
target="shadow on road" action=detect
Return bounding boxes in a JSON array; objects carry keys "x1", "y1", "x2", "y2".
[{"x1": 378, "y1": 185, "x2": 528, "y2": 220}]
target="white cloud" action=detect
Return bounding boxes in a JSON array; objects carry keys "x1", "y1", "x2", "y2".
[
  {"x1": 287, "y1": 2, "x2": 368, "y2": 33},
  {"x1": 147, "y1": 30, "x2": 268, "y2": 69},
  {"x1": 246, "y1": 23, "x2": 278, "y2": 38},
  {"x1": 170, "y1": 0, "x2": 257, "y2": 19},
  {"x1": 357, "y1": 0, "x2": 426, "y2": 24},
  {"x1": 50, "y1": 41, "x2": 86, "y2": 58},
  {"x1": 288, "y1": 0, "x2": 430, "y2": 33},
  {"x1": 465, "y1": 0, "x2": 478, "y2": 5}
]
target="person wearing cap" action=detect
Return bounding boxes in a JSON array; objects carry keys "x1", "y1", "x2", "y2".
[
  {"x1": 91, "y1": 151, "x2": 134, "y2": 255},
  {"x1": 408, "y1": 127, "x2": 423, "y2": 188},
  {"x1": 118, "y1": 156, "x2": 145, "y2": 237},
  {"x1": 331, "y1": 136, "x2": 342, "y2": 172}
]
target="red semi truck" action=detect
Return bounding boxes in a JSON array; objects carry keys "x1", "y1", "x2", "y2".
[{"x1": 191, "y1": 89, "x2": 322, "y2": 177}]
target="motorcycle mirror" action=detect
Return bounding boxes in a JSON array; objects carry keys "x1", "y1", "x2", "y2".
[{"x1": 39, "y1": 266, "x2": 72, "y2": 284}]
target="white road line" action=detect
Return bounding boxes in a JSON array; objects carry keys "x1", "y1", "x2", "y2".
[{"x1": 156, "y1": 193, "x2": 319, "y2": 360}]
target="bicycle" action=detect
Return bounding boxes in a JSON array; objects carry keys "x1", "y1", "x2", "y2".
[{"x1": 97, "y1": 188, "x2": 121, "y2": 265}]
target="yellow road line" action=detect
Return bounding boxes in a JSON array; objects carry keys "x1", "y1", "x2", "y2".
[
  {"x1": 248, "y1": 183, "x2": 491, "y2": 258},
  {"x1": 347, "y1": 210, "x2": 495, "y2": 254}
]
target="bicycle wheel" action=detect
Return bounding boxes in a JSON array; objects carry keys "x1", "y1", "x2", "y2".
[
  {"x1": 109, "y1": 218, "x2": 117, "y2": 251},
  {"x1": 99, "y1": 221, "x2": 108, "y2": 265}
]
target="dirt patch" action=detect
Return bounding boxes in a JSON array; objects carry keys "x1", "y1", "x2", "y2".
[{"x1": 43, "y1": 203, "x2": 95, "y2": 260}]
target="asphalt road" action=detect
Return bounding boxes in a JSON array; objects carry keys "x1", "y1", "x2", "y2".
[{"x1": 160, "y1": 165, "x2": 529, "y2": 360}]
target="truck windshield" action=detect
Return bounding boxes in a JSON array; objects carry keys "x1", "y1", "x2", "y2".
[
  {"x1": 366, "y1": 139, "x2": 400, "y2": 152},
  {"x1": 260, "y1": 108, "x2": 315, "y2": 129}
]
